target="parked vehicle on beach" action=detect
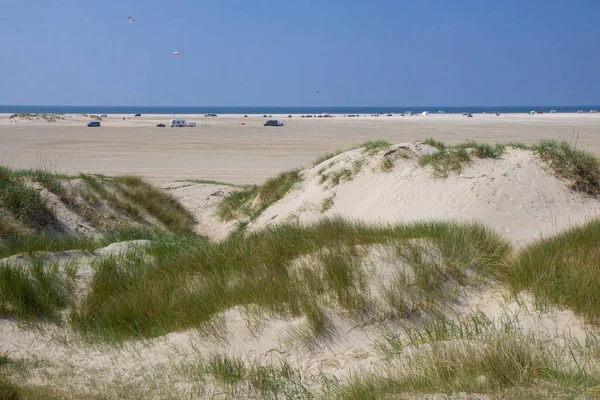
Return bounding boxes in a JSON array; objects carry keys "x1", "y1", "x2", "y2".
[
  {"x1": 187, "y1": 122, "x2": 197, "y2": 127},
  {"x1": 87, "y1": 121, "x2": 101, "y2": 127},
  {"x1": 134, "y1": 113, "x2": 141, "y2": 117},
  {"x1": 156, "y1": 123, "x2": 166, "y2": 127},
  {"x1": 264, "y1": 120, "x2": 283, "y2": 127},
  {"x1": 170, "y1": 119, "x2": 186, "y2": 127}
]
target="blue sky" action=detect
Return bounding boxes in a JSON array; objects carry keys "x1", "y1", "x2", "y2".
[{"x1": 1, "y1": 0, "x2": 599, "y2": 106}]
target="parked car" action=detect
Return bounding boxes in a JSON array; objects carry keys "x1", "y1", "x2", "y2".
[
  {"x1": 87, "y1": 121, "x2": 101, "y2": 127},
  {"x1": 204, "y1": 113, "x2": 217, "y2": 117},
  {"x1": 264, "y1": 120, "x2": 283, "y2": 127},
  {"x1": 156, "y1": 123, "x2": 166, "y2": 127},
  {"x1": 134, "y1": 113, "x2": 141, "y2": 117}
]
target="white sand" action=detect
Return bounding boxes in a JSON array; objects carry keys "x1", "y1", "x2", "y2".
[{"x1": 1, "y1": 112, "x2": 599, "y2": 184}]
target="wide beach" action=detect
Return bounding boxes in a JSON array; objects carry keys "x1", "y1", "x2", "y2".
[{"x1": 1, "y1": 113, "x2": 599, "y2": 184}]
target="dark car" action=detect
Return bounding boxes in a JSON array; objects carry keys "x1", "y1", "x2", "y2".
[
  {"x1": 156, "y1": 123, "x2": 166, "y2": 127},
  {"x1": 87, "y1": 121, "x2": 101, "y2": 127},
  {"x1": 288, "y1": 115, "x2": 292, "y2": 118},
  {"x1": 263, "y1": 114, "x2": 268, "y2": 118},
  {"x1": 134, "y1": 113, "x2": 141, "y2": 117},
  {"x1": 264, "y1": 120, "x2": 280, "y2": 127},
  {"x1": 466, "y1": 113, "x2": 473, "y2": 118}
]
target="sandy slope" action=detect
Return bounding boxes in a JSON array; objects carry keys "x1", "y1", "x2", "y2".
[{"x1": 251, "y1": 143, "x2": 600, "y2": 245}]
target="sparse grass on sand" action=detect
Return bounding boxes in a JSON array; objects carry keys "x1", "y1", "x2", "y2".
[
  {"x1": 113, "y1": 175, "x2": 196, "y2": 234},
  {"x1": 70, "y1": 218, "x2": 510, "y2": 341},
  {"x1": 418, "y1": 138, "x2": 600, "y2": 192},
  {"x1": 531, "y1": 139, "x2": 600, "y2": 195},
  {"x1": 174, "y1": 179, "x2": 244, "y2": 188},
  {"x1": 339, "y1": 313, "x2": 600, "y2": 399},
  {"x1": 419, "y1": 139, "x2": 506, "y2": 178},
  {"x1": 0, "y1": 257, "x2": 71, "y2": 320},
  {"x1": 217, "y1": 170, "x2": 301, "y2": 221},
  {"x1": 504, "y1": 218, "x2": 600, "y2": 323},
  {"x1": 0, "y1": 166, "x2": 56, "y2": 229}
]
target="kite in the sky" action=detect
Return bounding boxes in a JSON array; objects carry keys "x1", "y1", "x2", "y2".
[
  {"x1": 128, "y1": 16, "x2": 135, "y2": 23},
  {"x1": 173, "y1": 51, "x2": 180, "y2": 56}
]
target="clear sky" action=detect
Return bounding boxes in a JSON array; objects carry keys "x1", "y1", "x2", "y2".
[{"x1": 1, "y1": 0, "x2": 599, "y2": 106}]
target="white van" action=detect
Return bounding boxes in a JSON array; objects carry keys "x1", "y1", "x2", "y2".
[
  {"x1": 170, "y1": 119, "x2": 186, "y2": 127},
  {"x1": 186, "y1": 121, "x2": 197, "y2": 127}
]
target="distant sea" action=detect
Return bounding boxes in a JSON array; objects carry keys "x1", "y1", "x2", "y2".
[{"x1": 1, "y1": 105, "x2": 598, "y2": 115}]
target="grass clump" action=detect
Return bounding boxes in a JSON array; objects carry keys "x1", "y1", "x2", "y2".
[
  {"x1": 418, "y1": 148, "x2": 471, "y2": 178},
  {"x1": 174, "y1": 179, "x2": 243, "y2": 188},
  {"x1": 217, "y1": 170, "x2": 301, "y2": 222},
  {"x1": 0, "y1": 167, "x2": 55, "y2": 228},
  {"x1": 179, "y1": 356, "x2": 312, "y2": 399},
  {"x1": 361, "y1": 140, "x2": 391, "y2": 154},
  {"x1": 0, "y1": 258, "x2": 72, "y2": 320},
  {"x1": 424, "y1": 137, "x2": 446, "y2": 151},
  {"x1": 341, "y1": 314, "x2": 600, "y2": 398},
  {"x1": 419, "y1": 140, "x2": 506, "y2": 178},
  {"x1": 531, "y1": 139, "x2": 600, "y2": 195},
  {"x1": 313, "y1": 150, "x2": 344, "y2": 167},
  {"x1": 113, "y1": 175, "x2": 195, "y2": 234},
  {"x1": 505, "y1": 218, "x2": 600, "y2": 323}
]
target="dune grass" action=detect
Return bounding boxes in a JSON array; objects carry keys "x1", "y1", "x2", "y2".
[
  {"x1": 340, "y1": 313, "x2": 600, "y2": 399},
  {"x1": 113, "y1": 175, "x2": 196, "y2": 234},
  {"x1": 178, "y1": 356, "x2": 312, "y2": 399},
  {"x1": 0, "y1": 167, "x2": 55, "y2": 228},
  {"x1": 70, "y1": 219, "x2": 510, "y2": 342},
  {"x1": 419, "y1": 139, "x2": 600, "y2": 193},
  {"x1": 361, "y1": 140, "x2": 391, "y2": 153},
  {"x1": 174, "y1": 179, "x2": 244, "y2": 188},
  {"x1": 419, "y1": 140, "x2": 506, "y2": 178},
  {"x1": 217, "y1": 170, "x2": 301, "y2": 222},
  {"x1": 0, "y1": 257, "x2": 72, "y2": 320},
  {"x1": 504, "y1": 218, "x2": 600, "y2": 323},
  {"x1": 313, "y1": 150, "x2": 344, "y2": 167},
  {"x1": 531, "y1": 139, "x2": 600, "y2": 195}
]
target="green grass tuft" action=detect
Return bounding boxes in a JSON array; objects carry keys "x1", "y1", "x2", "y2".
[
  {"x1": 504, "y1": 218, "x2": 600, "y2": 323},
  {"x1": 217, "y1": 170, "x2": 301, "y2": 222},
  {"x1": 0, "y1": 258, "x2": 71, "y2": 320},
  {"x1": 531, "y1": 139, "x2": 600, "y2": 195},
  {"x1": 114, "y1": 175, "x2": 196, "y2": 234},
  {"x1": 0, "y1": 167, "x2": 55, "y2": 228},
  {"x1": 361, "y1": 140, "x2": 391, "y2": 153}
]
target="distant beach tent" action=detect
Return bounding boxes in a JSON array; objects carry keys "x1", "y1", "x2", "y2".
[
  {"x1": 173, "y1": 51, "x2": 181, "y2": 56},
  {"x1": 128, "y1": 16, "x2": 135, "y2": 23}
]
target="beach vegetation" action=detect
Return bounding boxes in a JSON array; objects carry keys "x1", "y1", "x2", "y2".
[
  {"x1": 531, "y1": 139, "x2": 600, "y2": 196},
  {"x1": 503, "y1": 218, "x2": 600, "y2": 322},
  {"x1": 0, "y1": 166, "x2": 56, "y2": 229},
  {"x1": 217, "y1": 170, "x2": 301, "y2": 222},
  {"x1": 113, "y1": 175, "x2": 196, "y2": 234},
  {"x1": 361, "y1": 140, "x2": 391, "y2": 154},
  {"x1": 69, "y1": 218, "x2": 509, "y2": 341},
  {"x1": 340, "y1": 313, "x2": 600, "y2": 398},
  {"x1": 313, "y1": 150, "x2": 344, "y2": 167}
]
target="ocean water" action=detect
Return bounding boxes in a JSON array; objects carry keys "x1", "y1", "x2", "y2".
[{"x1": 0, "y1": 105, "x2": 598, "y2": 115}]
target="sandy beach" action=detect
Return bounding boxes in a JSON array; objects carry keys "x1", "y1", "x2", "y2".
[{"x1": 1, "y1": 113, "x2": 599, "y2": 184}]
